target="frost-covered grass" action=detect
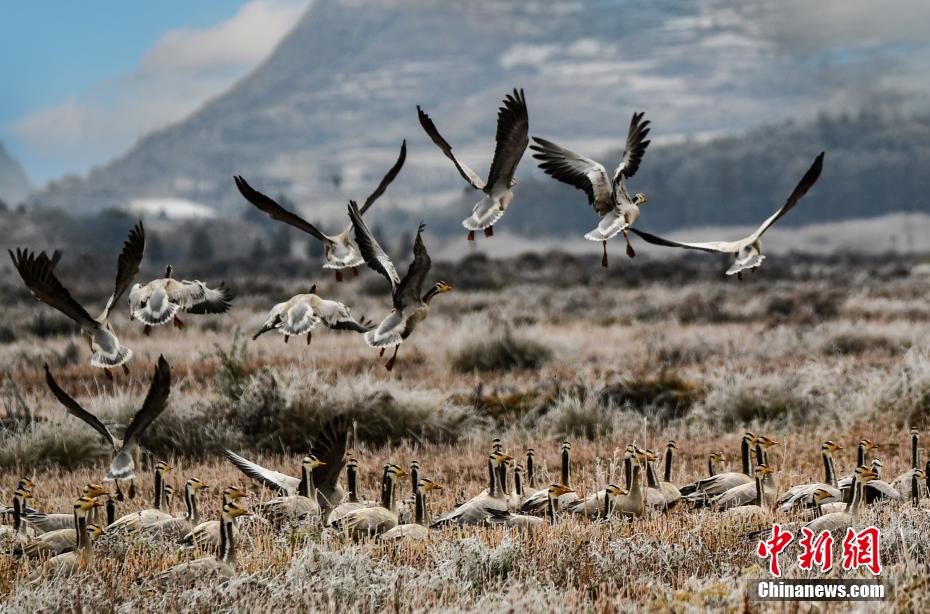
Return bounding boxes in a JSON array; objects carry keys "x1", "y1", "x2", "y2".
[{"x1": 1, "y1": 261, "x2": 929, "y2": 610}]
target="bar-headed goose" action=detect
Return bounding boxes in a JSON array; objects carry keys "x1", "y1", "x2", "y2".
[
  {"x1": 128, "y1": 265, "x2": 231, "y2": 334},
  {"x1": 106, "y1": 461, "x2": 174, "y2": 532},
  {"x1": 44, "y1": 356, "x2": 171, "y2": 500},
  {"x1": 432, "y1": 452, "x2": 512, "y2": 527},
  {"x1": 23, "y1": 483, "x2": 109, "y2": 533},
  {"x1": 26, "y1": 497, "x2": 101, "y2": 582},
  {"x1": 220, "y1": 415, "x2": 347, "y2": 515},
  {"x1": 379, "y1": 478, "x2": 442, "y2": 542},
  {"x1": 682, "y1": 433, "x2": 756, "y2": 503},
  {"x1": 234, "y1": 141, "x2": 406, "y2": 282},
  {"x1": 143, "y1": 478, "x2": 210, "y2": 539},
  {"x1": 349, "y1": 203, "x2": 453, "y2": 370},
  {"x1": 630, "y1": 152, "x2": 825, "y2": 279},
  {"x1": 531, "y1": 111, "x2": 651, "y2": 266},
  {"x1": 9, "y1": 222, "x2": 144, "y2": 377},
  {"x1": 777, "y1": 441, "x2": 843, "y2": 512},
  {"x1": 331, "y1": 464, "x2": 407, "y2": 538},
  {"x1": 177, "y1": 485, "x2": 247, "y2": 551},
  {"x1": 417, "y1": 89, "x2": 528, "y2": 240},
  {"x1": 252, "y1": 283, "x2": 372, "y2": 345}
]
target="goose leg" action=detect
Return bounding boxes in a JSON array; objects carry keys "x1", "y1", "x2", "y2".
[
  {"x1": 467, "y1": 231, "x2": 475, "y2": 241},
  {"x1": 737, "y1": 272, "x2": 743, "y2": 281},
  {"x1": 306, "y1": 332, "x2": 312, "y2": 346},
  {"x1": 115, "y1": 481, "x2": 124, "y2": 502},
  {"x1": 352, "y1": 267, "x2": 359, "y2": 277},
  {"x1": 122, "y1": 364, "x2": 130, "y2": 376},
  {"x1": 601, "y1": 241, "x2": 609, "y2": 268},
  {"x1": 144, "y1": 325, "x2": 151, "y2": 336},
  {"x1": 484, "y1": 226, "x2": 494, "y2": 238},
  {"x1": 284, "y1": 335, "x2": 290, "y2": 344},
  {"x1": 173, "y1": 316, "x2": 185, "y2": 330},
  {"x1": 335, "y1": 270, "x2": 343, "y2": 283},
  {"x1": 379, "y1": 348, "x2": 385, "y2": 357},
  {"x1": 623, "y1": 229, "x2": 635, "y2": 258},
  {"x1": 104, "y1": 368, "x2": 113, "y2": 382},
  {"x1": 385, "y1": 346, "x2": 399, "y2": 371},
  {"x1": 128, "y1": 480, "x2": 136, "y2": 499}
]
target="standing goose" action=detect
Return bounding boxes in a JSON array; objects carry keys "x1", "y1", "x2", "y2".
[
  {"x1": 777, "y1": 441, "x2": 843, "y2": 512},
  {"x1": 222, "y1": 452, "x2": 326, "y2": 522},
  {"x1": 804, "y1": 466, "x2": 876, "y2": 533},
  {"x1": 643, "y1": 448, "x2": 679, "y2": 510},
  {"x1": 27, "y1": 497, "x2": 100, "y2": 582},
  {"x1": 892, "y1": 428, "x2": 922, "y2": 493},
  {"x1": 659, "y1": 440, "x2": 682, "y2": 508},
  {"x1": 152, "y1": 502, "x2": 251, "y2": 586},
  {"x1": 178, "y1": 486, "x2": 247, "y2": 551},
  {"x1": 432, "y1": 452, "x2": 512, "y2": 527},
  {"x1": 349, "y1": 203, "x2": 453, "y2": 370},
  {"x1": 520, "y1": 442, "x2": 580, "y2": 514},
  {"x1": 143, "y1": 478, "x2": 210, "y2": 539},
  {"x1": 838, "y1": 439, "x2": 878, "y2": 496},
  {"x1": 612, "y1": 461, "x2": 647, "y2": 518},
  {"x1": 106, "y1": 461, "x2": 174, "y2": 532},
  {"x1": 909, "y1": 469, "x2": 927, "y2": 506},
  {"x1": 862, "y1": 458, "x2": 902, "y2": 503},
  {"x1": 331, "y1": 464, "x2": 407, "y2": 538},
  {"x1": 0, "y1": 488, "x2": 36, "y2": 549},
  {"x1": 9, "y1": 222, "x2": 144, "y2": 377},
  {"x1": 380, "y1": 478, "x2": 443, "y2": 542},
  {"x1": 221, "y1": 415, "x2": 348, "y2": 514},
  {"x1": 683, "y1": 433, "x2": 756, "y2": 503},
  {"x1": 233, "y1": 141, "x2": 406, "y2": 282},
  {"x1": 417, "y1": 89, "x2": 529, "y2": 240},
  {"x1": 23, "y1": 483, "x2": 109, "y2": 533},
  {"x1": 252, "y1": 284, "x2": 372, "y2": 345},
  {"x1": 325, "y1": 458, "x2": 379, "y2": 526},
  {"x1": 630, "y1": 152, "x2": 825, "y2": 279},
  {"x1": 18, "y1": 493, "x2": 103, "y2": 559},
  {"x1": 679, "y1": 452, "x2": 728, "y2": 497},
  {"x1": 128, "y1": 265, "x2": 232, "y2": 335},
  {"x1": 44, "y1": 356, "x2": 171, "y2": 500},
  {"x1": 485, "y1": 484, "x2": 575, "y2": 530},
  {"x1": 719, "y1": 465, "x2": 774, "y2": 516},
  {"x1": 710, "y1": 439, "x2": 779, "y2": 509},
  {"x1": 530, "y1": 111, "x2": 651, "y2": 265}
]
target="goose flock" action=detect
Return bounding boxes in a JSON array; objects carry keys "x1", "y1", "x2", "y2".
[{"x1": 2, "y1": 88, "x2": 869, "y2": 590}]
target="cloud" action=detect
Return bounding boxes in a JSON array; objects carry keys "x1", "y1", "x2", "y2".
[{"x1": 12, "y1": 0, "x2": 307, "y2": 181}]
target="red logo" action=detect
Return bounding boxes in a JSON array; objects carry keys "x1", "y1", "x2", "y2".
[
  {"x1": 841, "y1": 526, "x2": 882, "y2": 575},
  {"x1": 756, "y1": 524, "x2": 794, "y2": 577},
  {"x1": 757, "y1": 524, "x2": 882, "y2": 576},
  {"x1": 797, "y1": 527, "x2": 834, "y2": 572}
]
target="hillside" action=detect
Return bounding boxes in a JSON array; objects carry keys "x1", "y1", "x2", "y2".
[{"x1": 0, "y1": 141, "x2": 32, "y2": 207}]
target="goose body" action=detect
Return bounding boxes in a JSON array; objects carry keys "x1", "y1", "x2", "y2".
[
  {"x1": 417, "y1": 90, "x2": 528, "y2": 239},
  {"x1": 234, "y1": 142, "x2": 405, "y2": 282},
  {"x1": 380, "y1": 478, "x2": 441, "y2": 542},
  {"x1": 27, "y1": 498, "x2": 100, "y2": 582},
  {"x1": 143, "y1": 478, "x2": 209, "y2": 539},
  {"x1": 333, "y1": 465, "x2": 407, "y2": 538},
  {"x1": 253, "y1": 288, "x2": 372, "y2": 344},
  {"x1": 684, "y1": 434, "x2": 756, "y2": 504},
  {"x1": 178, "y1": 486, "x2": 246, "y2": 551},
  {"x1": 520, "y1": 443, "x2": 580, "y2": 514},
  {"x1": 777, "y1": 441, "x2": 843, "y2": 512},
  {"x1": 630, "y1": 153, "x2": 824, "y2": 278},
  {"x1": 106, "y1": 461, "x2": 173, "y2": 532},
  {"x1": 129, "y1": 265, "x2": 231, "y2": 332},
  {"x1": 531, "y1": 112, "x2": 650, "y2": 265},
  {"x1": 433, "y1": 453, "x2": 511, "y2": 527},
  {"x1": 9, "y1": 222, "x2": 144, "y2": 373}
]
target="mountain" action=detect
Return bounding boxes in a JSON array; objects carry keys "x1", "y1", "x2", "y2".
[
  {"x1": 0, "y1": 142, "x2": 32, "y2": 207},
  {"x1": 26, "y1": 0, "x2": 930, "y2": 234}
]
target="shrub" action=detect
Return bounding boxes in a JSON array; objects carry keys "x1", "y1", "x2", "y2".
[
  {"x1": 450, "y1": 329, "x2": 552, "y2": 374},
  {"x1": 598, "y1": 372, "x2": 702, "y2": 418}
]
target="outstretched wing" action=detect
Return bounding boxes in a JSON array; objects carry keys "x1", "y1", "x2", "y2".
[
  {"x1": 348, "y1": 200, "x2": 400, "y2": 289},
  {"x1": 359, "y1": 140, "x2": 407, "y2": 215},
  {"x1": 393, "y1": 224, "x2": 431, "y2": 310},
  {"x1": 220, "y1": 448, "x2": 300, "y2": 495},
  {"x1": 234, "y1": 175, "x2": 333, "y2": 245},
  {"x1": 120, "y1": 355, "x2": 171, "y2": 450},
  {"x1": 612, "y1": 111, "x2": 651, "y2": 183},
  {"x1": 310, "y1": 414, "x2": 350, "y2": 502},
  {"x1": 530, "y1": 137, "x2": 613, "y2": 215},
  {"x1": 9, "y1": 249, "x2": 99, "y2": 329},
  {"x1": 417, "y1": 105, "x2": 486, "y2": 190},
  {"x1": 103, "y1": 222, "x2": 145, "y2": 318},
  {"x1": 44, "y1": 364, "x2": 116, "y2": 448},
  {"x1": 485, "y1": 88, "x2": 529, "y2": 193},
  {"x1": 628, "y1": 228, "x2": 739, "y2": 254},
  {"x1": 748, "y1": 152, "x2": 825, "y2": 242},
  {"x1": 172, "y1": 280, "x2": 233, "y2": 314}
]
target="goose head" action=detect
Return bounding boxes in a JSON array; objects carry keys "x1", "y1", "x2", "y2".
[
  {"x1": 634, "y1": 192, "x2": 648, "y2": 206},
  {"x1": 822, "y1": 441, "x2": 843, "y2": 453},
  {"x1": 222, "y1": 485, "x2": 248, "y2": 504}
]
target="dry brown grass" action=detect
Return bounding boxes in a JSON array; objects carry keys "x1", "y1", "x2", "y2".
[{"x1": 0, "y1": 260, "x2": 929, "y2": 611}]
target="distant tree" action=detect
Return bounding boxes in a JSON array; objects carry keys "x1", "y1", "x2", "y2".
[
  {"x1": 0, "y1": 197, "x2": 8, "y2": 212},
  {"x1": 188, "y1": 226, "x2": 215, "y2": 261}
]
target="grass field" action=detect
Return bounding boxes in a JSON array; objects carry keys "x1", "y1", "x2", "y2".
[{"x1": 1, "y1": 252, "x2": 929, "y2": 612}]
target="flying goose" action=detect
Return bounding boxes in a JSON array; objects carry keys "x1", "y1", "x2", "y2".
[
  {"x1": 630, "y1": 152, "x2": 825, "y2": 279},
  {"x1": 9, "y1": 222, "x2": 144, "y2": 377},
  {"x1": 177, "y1": 485, "x2": 247, "y2": 551},
  {"x1": 152, "y1": 501, "x2": 251, "y2": 587},
  {"x1": 530, "y1": 111, "x2": 651, "y2": 266},
  {"x1": 252, "y1": 283, "x2": 373, "y2": 345},
  {"x1": 44, "y1": 356, "x2": 171, "y2": 500},
  {"x1": 233, "y1": 141, "x2": 406, "y2": 282},
  {"x1": 222, "y1": 416, "x2": 347, "y2": 513},
  {"x1": 380, "y1": 478, "x2": 443, "y2": 542},
  {"x1": 417, "y1": 89, "x2": 529, "y2": 240},
  {"x1": 128, "y1": 265, "x2": 232, "y2": 334},
  {"x1": 349, "y1": 202, "x2": 453, "y2": 370}
]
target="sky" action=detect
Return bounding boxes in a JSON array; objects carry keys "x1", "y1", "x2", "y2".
[{"x1": 0, "y1": 0, "x2": 309, "y2": 184}]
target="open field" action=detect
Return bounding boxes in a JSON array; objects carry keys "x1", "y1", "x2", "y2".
[{"x1": 1, "y1": 253, "x2": 929, "y2": 612}]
